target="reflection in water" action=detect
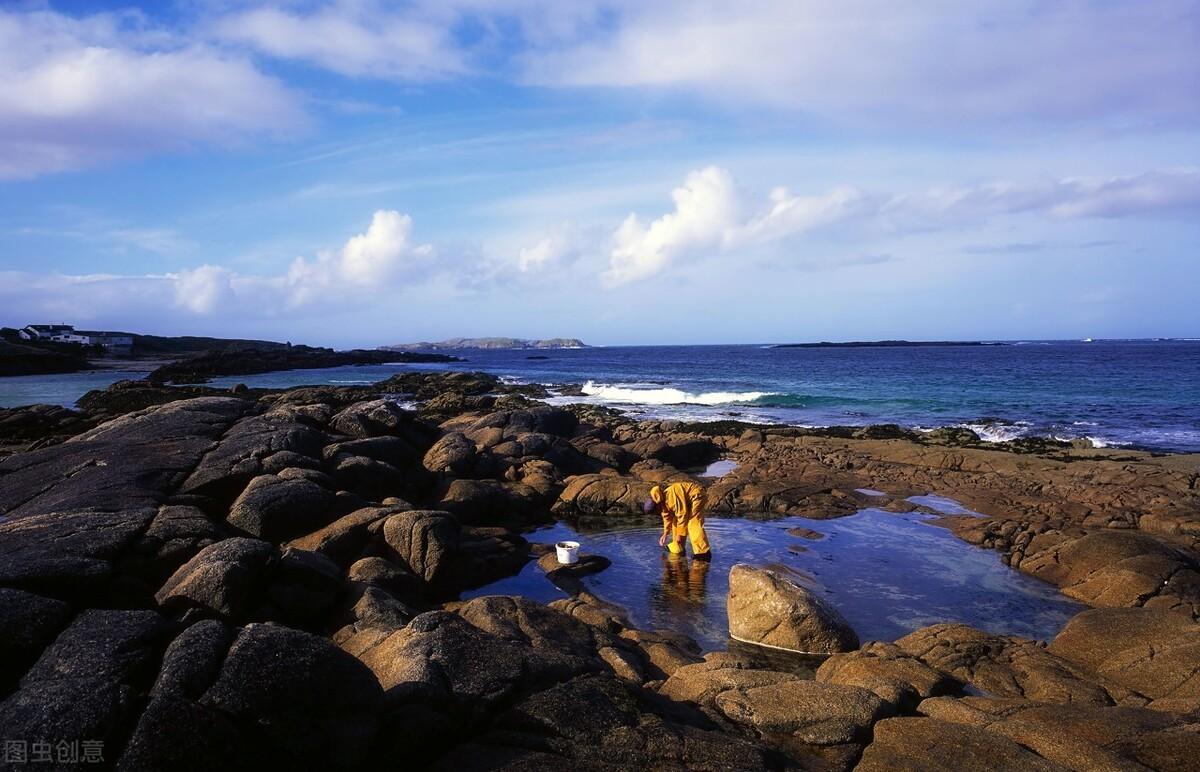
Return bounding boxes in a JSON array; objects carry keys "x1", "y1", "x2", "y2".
[
  {"x1": 463, "y1": 507, "x2": 1087, "y2": 652},
  {"x1": 654, "y1": 552, "x2": 711, "y2": 613}
]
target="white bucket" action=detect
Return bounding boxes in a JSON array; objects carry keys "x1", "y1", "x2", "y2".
[{"x1": 555, "y1": 540, "x2": 581, "y2": 565}]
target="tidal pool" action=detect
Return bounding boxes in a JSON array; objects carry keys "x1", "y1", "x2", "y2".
[{"x1": 464, "y1": 507, "x2": 1085, "y2": 652}]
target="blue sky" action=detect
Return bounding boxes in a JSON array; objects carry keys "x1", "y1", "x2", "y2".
[{"x1": 0, "y1": 0, "x2": 1197, "y2": 347}]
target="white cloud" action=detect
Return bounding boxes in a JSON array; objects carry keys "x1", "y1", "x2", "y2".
[
  {"x1": 173, "y1": 265, "x2": 236, "y2": 314},
  {"x1": 285, "y1": 210, "x2": 435, "y2": 306},
  {"x1": 212, "y1": 3, "x2": 468, "y2": 80},
  {"x1": 883, "y1": 169, "x2": 1200, "y2": 224},
  {"x1": 0, "y1": 8, "x2": 303, "y2": 178},
  {"x1": 521, "y1": 1, "x2": 1199, "y2": 127},
  {"x1": 604, "y1": 166, "x2": 739, "y2": 285},
  {"x1": 602, "y1": 166, "x2": 1200, "y2": 284},
  {"x1": 516, "y1": 223, "x2": 586, "y2": 273},
  {"x1": 1, "y1": 210, "x2": 437, "y2": 325},
  {"x1": 740, "y1": 185, "x2": 872, "y2": 245}
]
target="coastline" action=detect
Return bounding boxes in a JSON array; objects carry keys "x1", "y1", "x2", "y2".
[
  {"x1": 4, "y1": 339, "x2": 1199, "y2": 454},
  {"x1": 0, "y1": 369, "x2": 1196, "y2": 768}
]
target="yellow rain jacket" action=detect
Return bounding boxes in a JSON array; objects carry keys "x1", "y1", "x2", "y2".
[{"x1": 651, "y1": 481, "x2": 711, "y2": 556}]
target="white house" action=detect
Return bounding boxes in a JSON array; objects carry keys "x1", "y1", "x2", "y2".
[
  {"x1": 22, "y1": 324, "x2": 75, "y2": 340},
  {"x1": 52, "y1": 333, "x2": 93, "y2": 345},
  {"x1": 18, "y1": 324, "x2": 135, "y2": 353}
]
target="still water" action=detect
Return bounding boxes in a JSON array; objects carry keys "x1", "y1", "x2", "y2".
[{"x1": 463, "y1": 504, "x2": 1084, "y2": 651}]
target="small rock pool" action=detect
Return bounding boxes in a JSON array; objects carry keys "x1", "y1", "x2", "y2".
[{"x1": 463, "y1": 500, "x2": 1085, "y2": 652}]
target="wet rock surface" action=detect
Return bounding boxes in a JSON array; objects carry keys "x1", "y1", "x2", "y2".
[
  {"x1": 727, "y1": 563, "x2": 860, "y2": 653},
  {"x1": 0, "y1": 370, "x2": 1195, "y2": 770}
]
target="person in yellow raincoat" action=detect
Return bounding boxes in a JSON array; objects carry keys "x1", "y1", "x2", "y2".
[{"x1": 645, "y1": 481, "x2": 711, "y2": 559}]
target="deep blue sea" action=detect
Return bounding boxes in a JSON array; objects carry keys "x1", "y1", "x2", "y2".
[{"x1": 3, "y1": 340, "x2": 1198, "y2": 452}]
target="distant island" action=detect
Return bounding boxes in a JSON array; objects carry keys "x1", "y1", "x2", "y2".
[
  {"x1": 774, "y1": 340, "x2": 999, "y2": 348},
  {"x1": 382, "y1": 337, "x2": 587, "y2": 351}
]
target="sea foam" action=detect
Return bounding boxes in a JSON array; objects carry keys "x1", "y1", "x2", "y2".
[{"x1": 580, "y1": 381, "x2": 775, "y2": 406}]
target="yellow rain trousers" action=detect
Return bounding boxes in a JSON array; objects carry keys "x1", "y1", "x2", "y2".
[{"x1": 651, "y1": 481, "x2": 711, "y2": 557}]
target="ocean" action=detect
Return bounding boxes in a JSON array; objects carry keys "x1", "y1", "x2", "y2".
[{"x1": 3, "y1": 339, "x2": 1198, "y2": 452}]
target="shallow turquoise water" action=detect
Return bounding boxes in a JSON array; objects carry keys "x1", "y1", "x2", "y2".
[{"x1": 464, "y1": 505, "x2": 1085, "y2": 652}]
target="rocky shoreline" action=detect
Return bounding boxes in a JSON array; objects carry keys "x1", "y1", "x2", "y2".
[
  {"x1": 146, "y1": 347, "x2": 461, "y2": 384},
  {"x1": 0, "y1": 370, "x2": 1197, "y2": 770}
]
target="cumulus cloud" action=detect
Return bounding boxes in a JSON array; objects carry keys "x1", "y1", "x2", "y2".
[
  {"x1": 604, "y1": 166, "x2": 739, "y2": 285},
  {"x1": 1, "y1": 210, "x2": 435, "y2": 324},
  {"x1": 173, "y1": 265, "x2": 236, "y2": 314},
  {"x1": 602, "y1": 166, "x2": 1200, "y2": 284},
  {"x1": 0, "y1": 8, "x2": 303, "y2": 179},
  {"x1": 521, "y1": 1, "x2": 1200, "y2": 127},
  {"x1": 286, "y1": 210, "x2": 435, "y2": 306}
]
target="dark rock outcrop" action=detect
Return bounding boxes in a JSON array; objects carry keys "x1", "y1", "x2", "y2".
[
  {"x1": 227, "y1": 474, "x2": 336, "y2": 542},
  {"x1": 155, "y1": 538, "x2": 275, "y2": 620}
]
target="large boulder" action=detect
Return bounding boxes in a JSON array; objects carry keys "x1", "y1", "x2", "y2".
[
  {"x1": 323, "y1": 435, "x2": 421, "y2": 470},
  {"x1": 727, "y1": 564, "x2": 859, "y2": 653},
  {"x1": 199, "y1": 624, "x2": 382, "y2": 769},
  {"x1": 155, "y1": 538, "x2": 274, "y2": 620},
  {"x1": 569, "y1": 435, "x2": 638, "y2": 472},
  {"x1": 626, "y1": 434, "x2": 718, "y2": 468},
  {"x1": 0, "y1": 588, "x2": 72, "y2": 691},
  {"x1": 285, "y1": 504, "x2": 405, "y2": 566},
  {"x1": 0, "y1": 507, "x2": 157, "y2": 603},
  {"x1": 329, "y1": 399, "x2": 433, "y2": 447},
  {"x1": 816, "y1": 641, "x2": 959, "y2": 710},
  {"x1": 0, "y1": 398, "x2": 250, "y2": 518},
  {"x1": 439, "y1": 478, "x2": 542, "y2": 525},
  {"x1": 122, "y1": 622, "x2": 384, "y2": 771},
  {"x1": 226, "y1": 474, "x2": 336, "y2": 542},
  {"x1": 896, "y1": 622, "x2": 1135, "y2": 707},
  {"x1": 0, "y1": 609, "x2": 176, "y2": 757},
  {"x1": 346, "y1": 557, "x2": 424, "y2": 603},
  {"x1": 422, "y1": 431, "x2": 477, "y2": 475},
  {"x1": 919, "y1": 695, "x2": 1200, "y2": 772},
  {"x1": 1018, "y1": 529, "x2": 1200, "y2": 610},
  {"x1": 857, "y1": 717, "x2": 1063, "y2": 771},
  {"x1": 455, "y1": 595, "x2": 626, "y2": 665},
  {"x1": 116, "y1": 621, "x2": 247, "y2": 772},
  {"x1": 463, "y1": 407, "x2": 578, "y2": 446},
  {"x1": 439, "y1": 674, "x2": 783, "y2": 771},
  {"x1": 455, "y1": 527, "x2": 531, "y2": 589},
  {"x1": 256, "y1": 548, "x2": 343, "y2": 628},
  {"x1": 659, "y1": 660, "x2": 804, "y2": 708},
  {"x1": 551, "y1": 474, "x2": 654, "y2": 517},
  {"x1": 129, "y1": 504, "x2": 229, "y2": 583},
  {"x1": 378, "y1": 510, "x2": 460, "y2": 588},
  {"x1": 714, "y1": 679, "x2": 892, "y2": 745},
  {"x1": 1047, "y1": 607, "x2": 1200, "y2": 712},
  {"x1": 488, "y1": 432, "x2": 597, "y2": 475},
  {"x1": 179, "y1": 409, "x2": 326, "y2": 503},
  {"x1": 328, "y1": 454, "x2": 416, "y2": 502},
  {"x1": 346, "y1": 610, "x2": 598, "y2": 717}
]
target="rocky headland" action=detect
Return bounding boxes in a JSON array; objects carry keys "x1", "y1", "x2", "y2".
[
  {"x1": 0, "y1": 370, "x2": 1197, "y2": 770},
  {"x1": 0, "y1": 338, "x2": 94, "y2": 377},
  {"x1": 146, "y1": 347, "x2": 461, "y2": 385}
]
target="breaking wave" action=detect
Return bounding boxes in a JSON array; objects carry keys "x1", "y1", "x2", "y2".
[
  {"x1": 957, "y1": 420, "x2": 1033, "y2": 443},
  {"x1": 580, "y1": 381, "x2": 775, "y2": 405}
]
